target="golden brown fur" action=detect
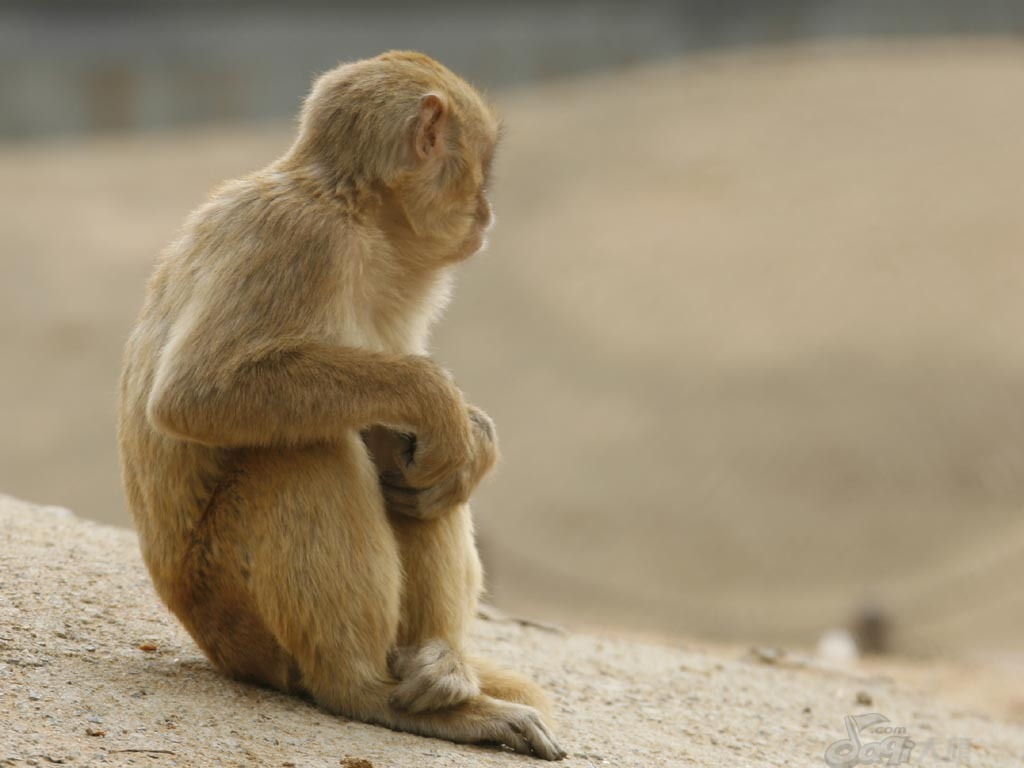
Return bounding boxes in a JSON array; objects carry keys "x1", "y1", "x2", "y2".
[{"x1": 118, "y1": 51, "x2": 564, "y2": 760}]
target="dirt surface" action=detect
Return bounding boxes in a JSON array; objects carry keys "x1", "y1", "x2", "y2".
[
  {"x1": 3, "y1": 39, "x2": 1024, "y2": 654},
  {"x1": 2, "y1": 493, "x2": 1023, "y2": 767}
]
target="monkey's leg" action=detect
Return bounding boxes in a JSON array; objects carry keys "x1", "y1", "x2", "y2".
[
  {"x1": 388, "y1": 505, "x2": 555, "y2": 718},
  {"x1": 236, "y1": 436, "x2": 564, "y2": 760},
  {"x1": 387, "y1": 504, "x2": 482, "y2": 712}
]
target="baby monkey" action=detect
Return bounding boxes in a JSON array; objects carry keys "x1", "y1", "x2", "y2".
[{"x1": 118, "y1": 51, "x2": 564, "y2": 760}]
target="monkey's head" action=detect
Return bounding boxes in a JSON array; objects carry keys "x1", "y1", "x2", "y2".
[{"x1": 293, "y1": 51, "x2": 500, "y2": 264}]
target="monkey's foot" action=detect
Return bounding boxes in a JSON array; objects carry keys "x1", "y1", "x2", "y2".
[{"x1": 388, "y1": 639, "x2": 480, "y2": 713}]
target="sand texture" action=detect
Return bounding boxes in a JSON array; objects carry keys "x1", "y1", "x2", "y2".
[{"x1": 3, "y1": 494, "x2": 1024, "y2": 767}]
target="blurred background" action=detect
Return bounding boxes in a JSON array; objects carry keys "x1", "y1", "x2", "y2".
[{"x1": 3, "y1": 0, "x2": 1024, "y2": 712}]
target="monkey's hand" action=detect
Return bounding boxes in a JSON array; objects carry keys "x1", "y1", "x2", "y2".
[{"x1": 376, "y1": 404, "x2": 498, "y2": 520}]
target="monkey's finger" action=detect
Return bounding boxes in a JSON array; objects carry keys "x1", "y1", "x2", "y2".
[
  {"x1": 382, "y1": 497, "x2": 422, "y2": 519},
  {"x1": 379, "y1": 471, "x2": 419, "y2": 491},
  {"x1": 387, "y1": 646, "x2": 416, "y2": 679},
  {"x1": 379, "y1": 479, "x2": 429, "y2": 516},
  {"x1": 395, "y1": 672, "x2": 476, "y2": 714},
  {"x1": 389, "y1": 432, "x2": 417, "y2": 468}
]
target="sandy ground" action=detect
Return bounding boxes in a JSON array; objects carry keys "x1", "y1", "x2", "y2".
[
  {"x1": 3, "y1": 494, "x2": 1024, "y2": 767},
  {"x1": 3, "y1": 39, "x2": 1024, "y2": 660}
]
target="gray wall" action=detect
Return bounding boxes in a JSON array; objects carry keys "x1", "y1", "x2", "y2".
[{"x1": 3, "y1": 0, "x2": 1024, "y2": 138}]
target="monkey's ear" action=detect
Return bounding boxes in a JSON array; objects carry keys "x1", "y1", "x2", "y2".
[{"x1": 414, "y1": 93, "x2": 448, "y2": 161}]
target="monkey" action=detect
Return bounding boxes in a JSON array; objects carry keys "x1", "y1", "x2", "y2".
[{"x1": 118, "y1": 51, "x2": 565, "y2": 760}]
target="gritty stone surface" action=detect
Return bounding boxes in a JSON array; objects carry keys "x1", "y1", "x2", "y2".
[{"x1": 1, "y1": 493, "x2": 1022, "y2": 767}]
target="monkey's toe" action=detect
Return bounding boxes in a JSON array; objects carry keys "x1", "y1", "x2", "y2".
[{"x1": 483, "y1": 701, "x2": 567, "y2": 761}]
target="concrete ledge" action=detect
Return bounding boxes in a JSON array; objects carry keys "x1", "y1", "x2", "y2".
[{"x1": 1, "y1": 493, "x2": 1021, "y2": 766}]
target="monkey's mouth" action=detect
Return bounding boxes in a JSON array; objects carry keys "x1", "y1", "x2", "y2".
[{"x1": 467, "y1": 212, "x2": 494, "y2": 255}]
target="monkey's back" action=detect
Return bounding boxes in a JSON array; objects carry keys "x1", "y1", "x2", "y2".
[
  {"x1": 118, "y1": 248, "x2": 229, "y2": 615},
  {"x1": 117, "y1": 172, "x2": 339, "y2": 614}
]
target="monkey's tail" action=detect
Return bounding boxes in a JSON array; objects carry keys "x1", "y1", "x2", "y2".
[{"x1": 470, "y1": 656, "x2": 554, "y2": 719}]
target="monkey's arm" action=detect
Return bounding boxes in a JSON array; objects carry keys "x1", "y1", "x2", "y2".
[{"x1": 148, "y1": 340, "x2": 473, "y2": 485}]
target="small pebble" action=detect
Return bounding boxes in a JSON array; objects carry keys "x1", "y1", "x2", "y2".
[
  {"x1": 817, "y1": 628, "x2": 859, "y2": 666},
  {"x1": 855, "y1": 690, "x2": 873, "y2": 706},
  {"x1": 749, "y1": 646, "x2": 782, "y2": 664}
]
